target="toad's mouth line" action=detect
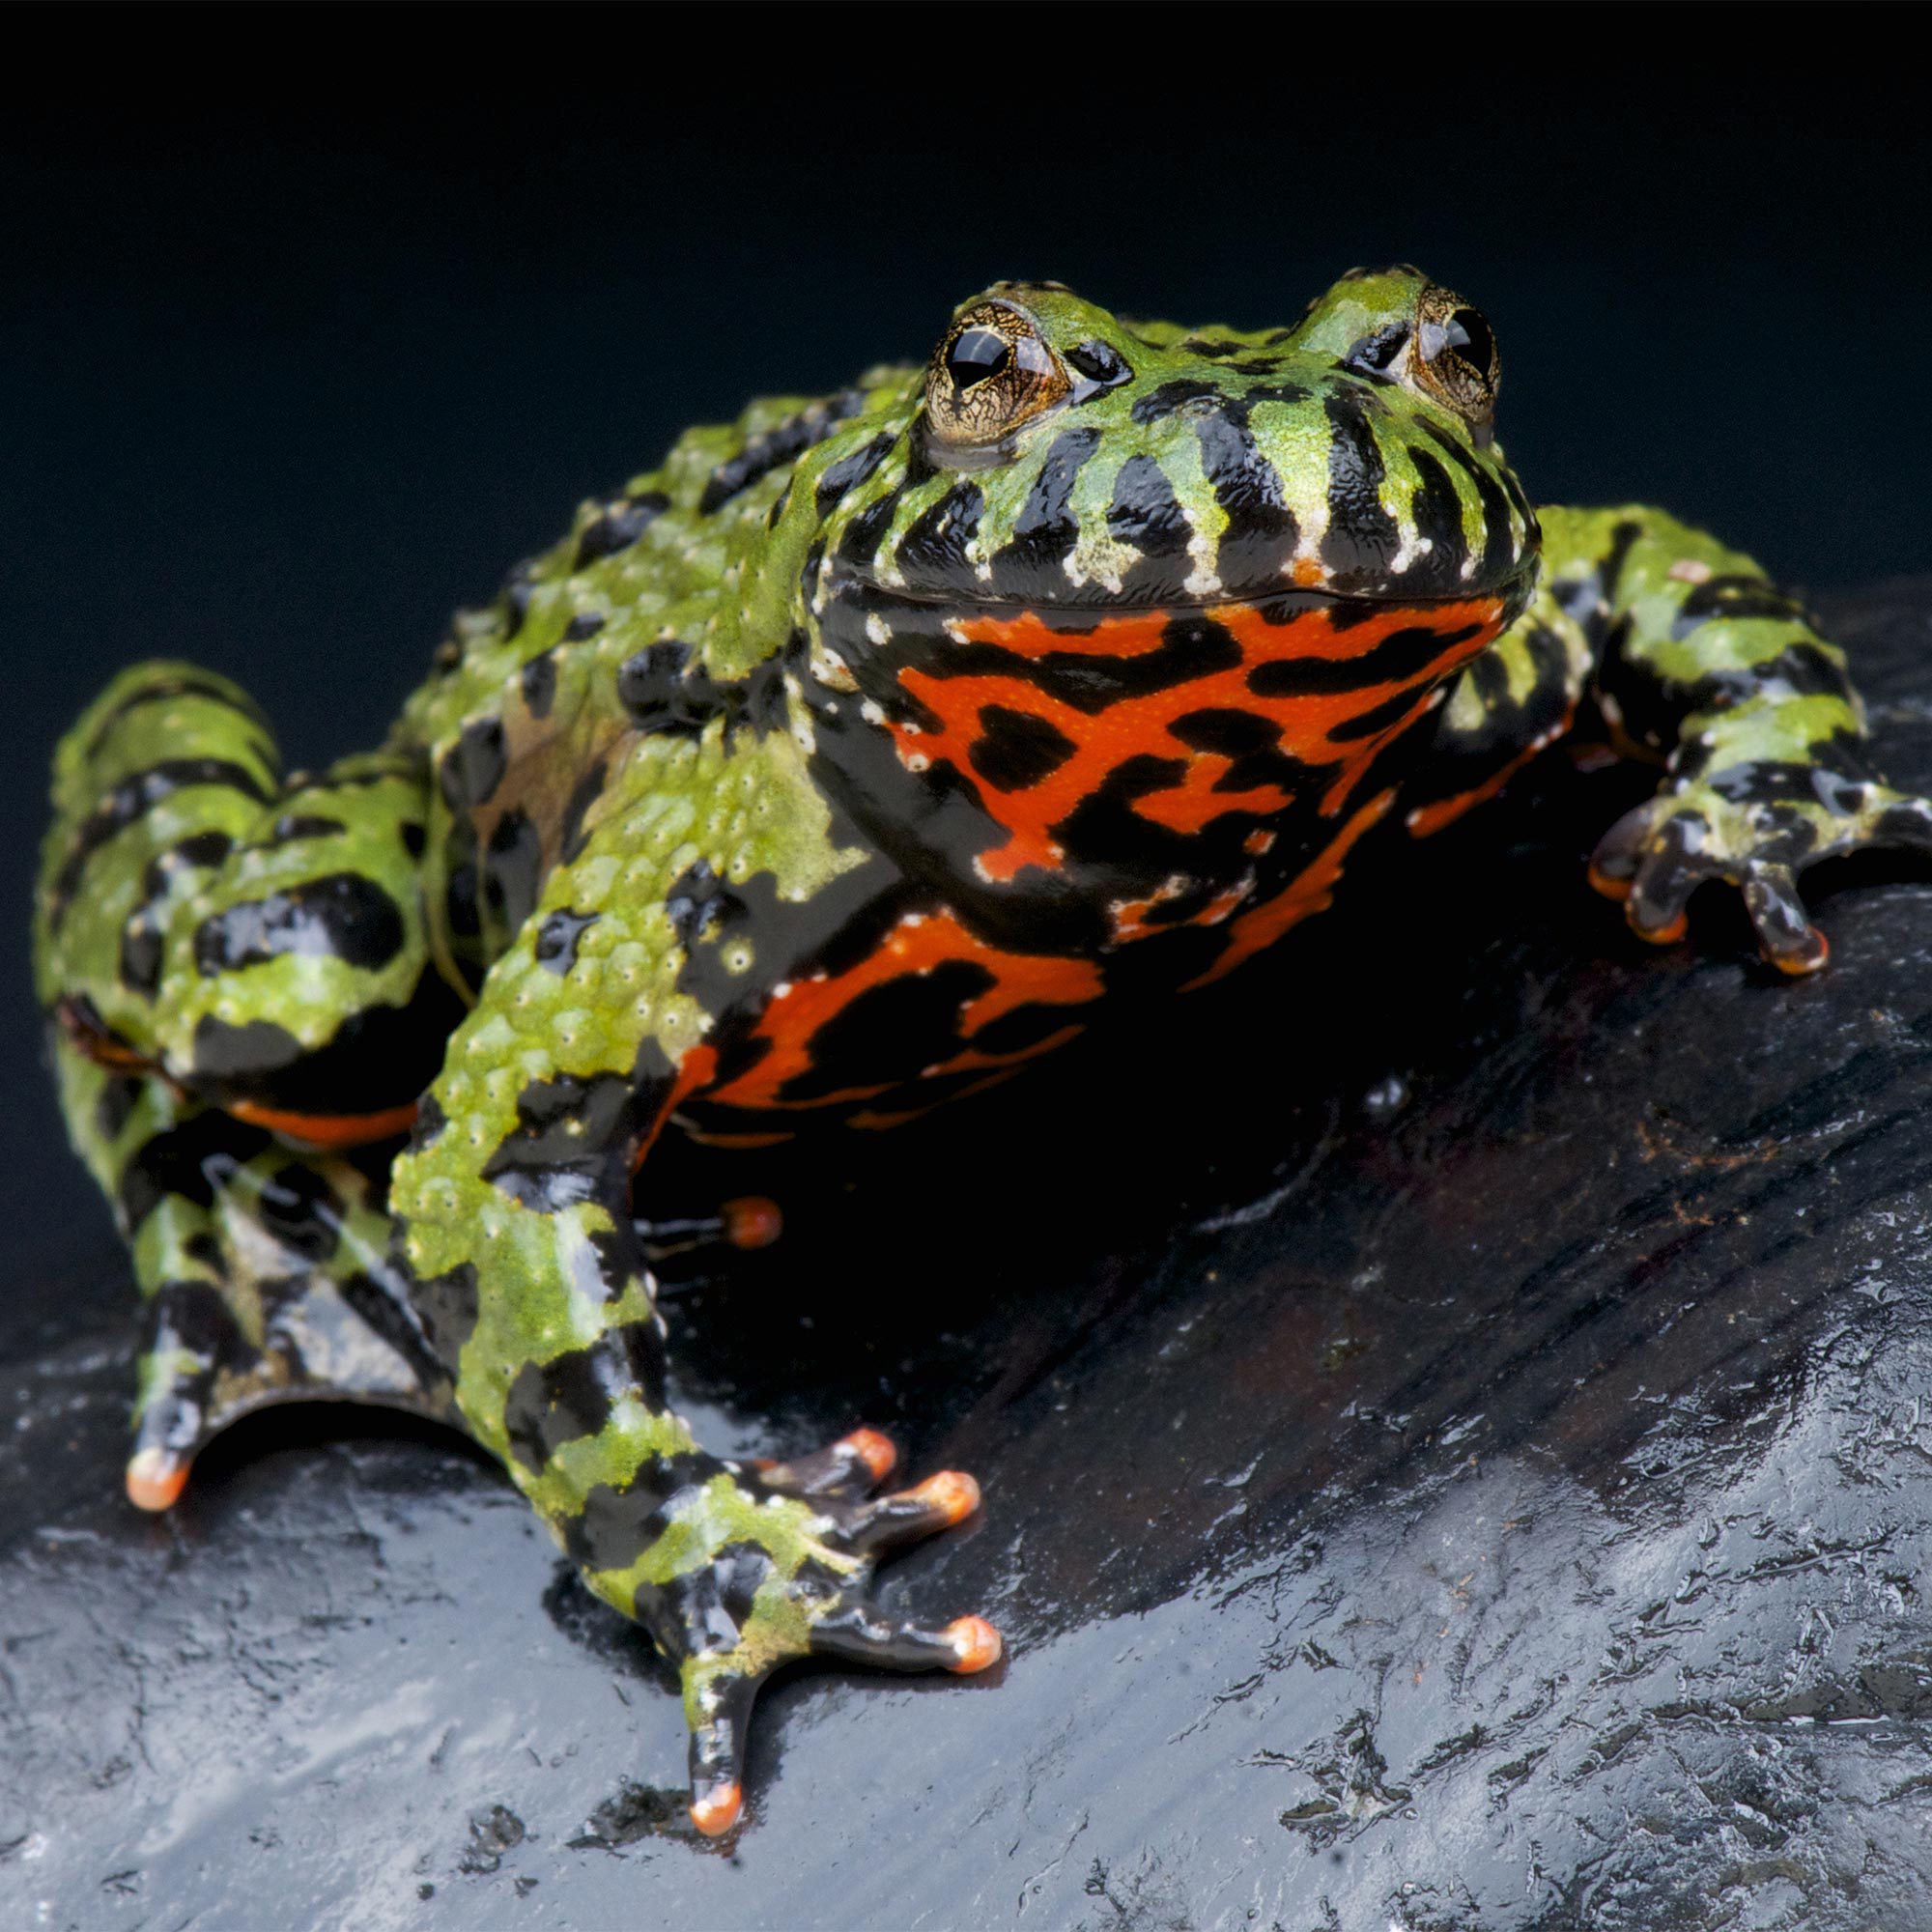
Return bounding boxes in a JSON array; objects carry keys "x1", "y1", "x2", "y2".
[{"x1": 823, "y1": 564, "x2": 1537, "y2": 626}]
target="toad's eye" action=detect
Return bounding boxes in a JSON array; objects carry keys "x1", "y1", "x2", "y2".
[
  {"x1": 946, "y1": 327, "x2": 1011, "y2": 389},
  {"x1": 925, "y1": 300, "x2": 1071, "y2": 448},
  {"x1": 1411, "y1": 287, "x2": 1500, "y2": 435},
  {"x1": 1438, "y1": 307, "x2": 1493, "y2": 373}
]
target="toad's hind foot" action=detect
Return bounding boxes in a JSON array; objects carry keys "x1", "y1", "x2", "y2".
[
  {"x1": 115, "y1": 1121, "x2": 456, "y2": 1513},
  {"x1": 652, "y1": 1431, "x2": 997, "y2": 1837},
  {"x1": 687, "y1": 1603, "x2": 1002, "y2": 1839},
  {"x1": 753, "y1": 1424, "x2": 899, "y2": 1498}
]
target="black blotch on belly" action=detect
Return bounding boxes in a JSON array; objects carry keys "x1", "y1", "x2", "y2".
[
  {"x1": 967, "y1": 706, "x2": 1077, "y2": 792},
  {"x1": 781, "y1": 960, "x2": 996, "y2": 1104},
  {"x1": 1169, "y1": 706, "x2": 1299, "y2": 795},
  {"x1": 895, "y1": 611, "x2": 1244, "y2": 717},
  {"x1": 1244, "y1": 622, "x2": 1482, "y2": 697},
  {"x1": 1330, "y1": 685, "x2": 1431, "y2": 742}
]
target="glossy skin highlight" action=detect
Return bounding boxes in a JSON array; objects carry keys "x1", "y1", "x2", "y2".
[{"x1": 34, "y1": 268, "x2": 1932, "y2": 1833}]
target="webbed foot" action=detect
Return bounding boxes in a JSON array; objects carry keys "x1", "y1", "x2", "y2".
[
  {"x1": 122, "y1": 1153, "x2": 455, "y2": 1513},
  {"x1": 1588, "y1": 772, "x2": 1932, "y2": 975},
  {"x1": 629, "y1": 1428, "x2": 997, "y2": 1837}
]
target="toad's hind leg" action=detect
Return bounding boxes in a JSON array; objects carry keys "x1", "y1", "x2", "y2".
[
  {"x1": 35, "y1": 661, "x2": 464, "y2": 1505},
  {"x1": 52, "y1": 1037, "x2": 456, "y2": 1511},
  {"x1": 35, "y1": 661, "x2": 460, "y2": 1133}
]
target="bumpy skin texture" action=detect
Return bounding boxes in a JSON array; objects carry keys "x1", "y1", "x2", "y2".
[{"x1": 34, "y1": 268, "x2": 1932, "y2": 1835}]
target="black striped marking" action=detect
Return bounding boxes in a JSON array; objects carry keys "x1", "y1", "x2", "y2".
[
  {"x1": 698, "y1": 389, "x2": 867, "y2": 516},
  {"x1": 1320, "y1": 387, "x2": 1400, "y2": 582},
  {"x1": 48, "y1": 760, "x2": 274, "y2": 932},
  {"x1": 574, "y1": 492, "x2": 670, "y2": 571},
  {"x1": 80, "y1": 675, "x2": 270, "y2": 764}
]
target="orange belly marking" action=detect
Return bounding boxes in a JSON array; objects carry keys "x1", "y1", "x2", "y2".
[
  {"x1": 890, "y1": 596, "x2": 1506, "y2": 882},
  {"x1": 1186, "y1": 787, "x2": 1397, "y2": 988},
  {"x1": 1405, "y1": 709, "x2": 1574, "y2": 840},
  {"x1": 698, "y1": 910, "x2": 1104, "y2": 1119}
]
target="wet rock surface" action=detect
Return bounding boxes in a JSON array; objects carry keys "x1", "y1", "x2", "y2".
[{"x1": 8, "y1": 584, "x2": 1932, "y2": 1931}]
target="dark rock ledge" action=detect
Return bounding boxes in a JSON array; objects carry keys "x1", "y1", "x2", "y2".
[{"x1": 8, "y1": 583, "x2": 1932, "y2": 1932}]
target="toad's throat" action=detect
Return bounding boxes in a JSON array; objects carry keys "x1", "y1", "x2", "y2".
[{"x1": 872, "y1": 594, "x2": 1511, "y2": 884}]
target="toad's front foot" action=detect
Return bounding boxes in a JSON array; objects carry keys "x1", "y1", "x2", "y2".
[
  {"x1": 1588, "y1": 771, "x2": 1932, "y2": 975},
  {"x1": 601, "y1": 1428, "x2": 997, "y2": 1837}
]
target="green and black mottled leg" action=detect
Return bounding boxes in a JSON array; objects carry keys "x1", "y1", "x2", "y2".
[
  {"x1": 34, "y1": 663, "x2": 460, "y2": 1506},
  {"x1": 1403, "y1": 505, "x2": 1930, "y2": 963},
  {"x1": 390, "y1": 728, "x2": 998, "y2": 1837},
  {"x1": 1549, "y1": 508, "x2": 1927, "y2": 971},
  {"x1": 50, "y1": 1036, "x2": 453, "y2": 1508}
]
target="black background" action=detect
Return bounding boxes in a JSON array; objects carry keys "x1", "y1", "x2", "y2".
[{"x1": 4, "y1": 24, "x2": 1927, "y2": 1279}]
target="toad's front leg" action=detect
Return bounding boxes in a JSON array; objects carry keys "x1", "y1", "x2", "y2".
[
  {"x1": 389, "y1": 786, "x2": 997, "y2": 1836},
  {"x1": 1545, "y1": 505, "x2": 1932, "y2": 971}
]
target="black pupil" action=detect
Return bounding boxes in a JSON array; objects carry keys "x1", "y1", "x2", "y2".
[
  {"x1": 1443, "y1": 307, "x2": 1494, "y2": 375},
  {"x1": 947, "y1": 327, "x2": 1011, "y2": 390}
]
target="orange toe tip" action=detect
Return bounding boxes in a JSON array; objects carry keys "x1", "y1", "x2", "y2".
[
  {"x1": 722, "y1": 1196, "x2": 783, "y2": 1250},
  {"x1": 911, "y1": 1469, "x2": 981, "y2": 1524},
  {"x1": 1770, "y1": 931, "x2": 1830, "y2": 976},
  {"x1": 1586, "y1": 864, "x2": 1634, "y2": 902},
  {"x1": 1632, "y1": 912, "x2": 1689, "y2": 946},
  {"x1": 690, "y1": 1779, "x2": 743, "y2": 1837},
  {"x1": 840, "y1": 1427, "x2": 898, "y2": 1481},
  {"x1": 125, "y1": 1447, "x2": 188, "y2": 1513},
  {"x1": 944, "y1": 1615, "x2": 1003, "y2": 1674}
]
